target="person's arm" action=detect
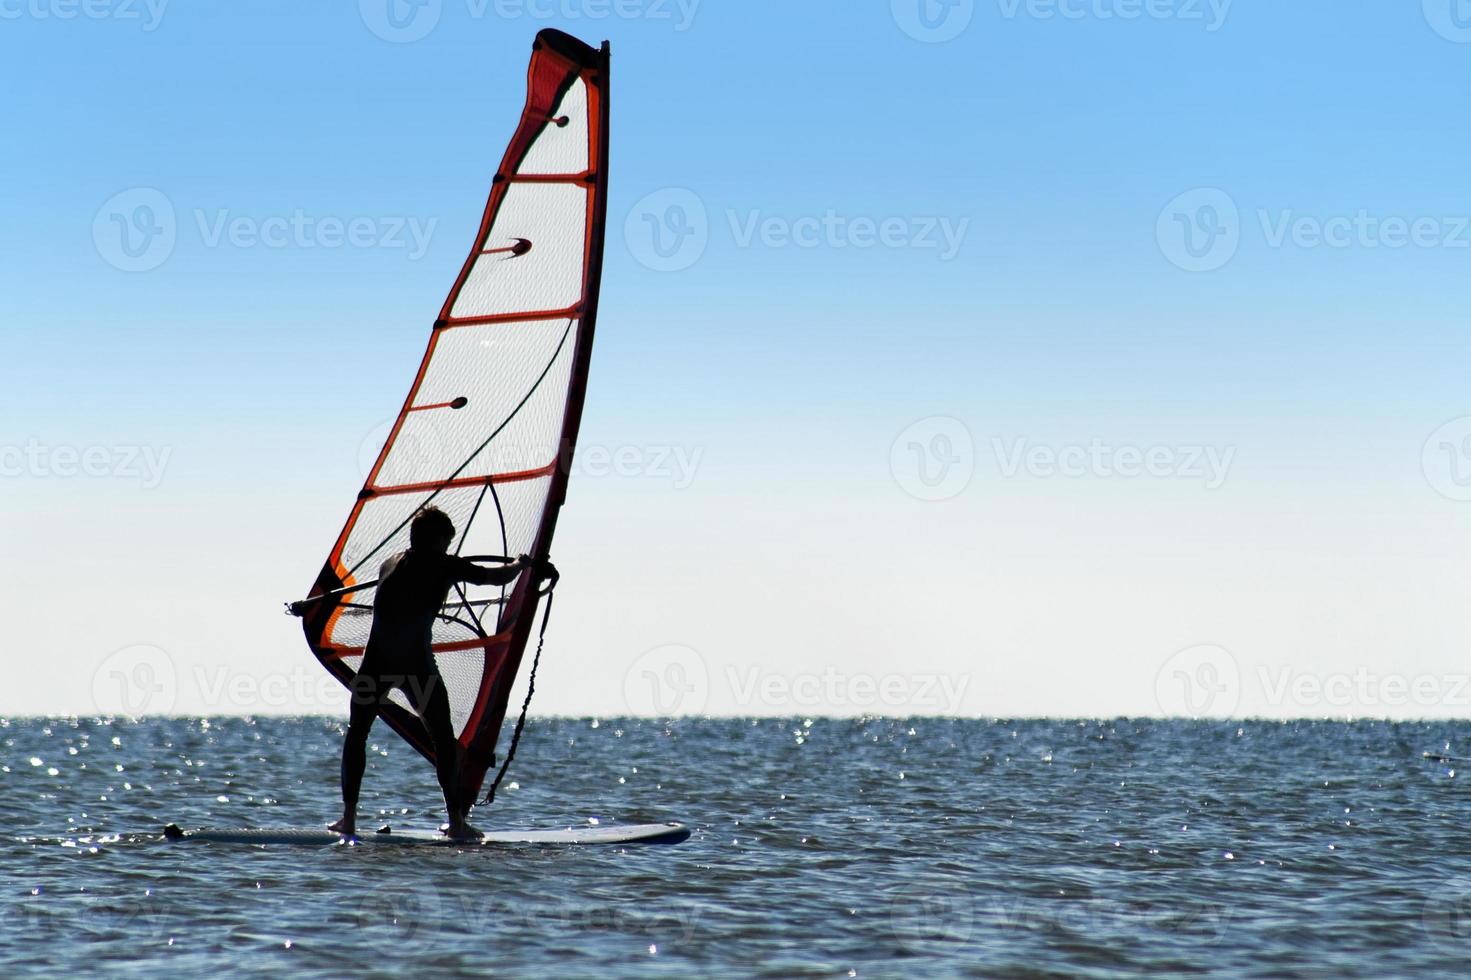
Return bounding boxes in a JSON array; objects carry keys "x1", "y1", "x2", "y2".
[{"x1": 445, "y1": 554, "x2": 530, "y2": 587}]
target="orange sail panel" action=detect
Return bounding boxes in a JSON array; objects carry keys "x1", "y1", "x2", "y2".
[{"x1": 298, "y1": 30, "x2": 610, "y2": 804}]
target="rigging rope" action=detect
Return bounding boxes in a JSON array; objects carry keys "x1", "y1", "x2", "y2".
[{"x1": 479, "y1": 584, "x2": 555, "y2": 807}]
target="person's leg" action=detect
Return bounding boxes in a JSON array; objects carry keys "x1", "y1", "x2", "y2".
[
  {"x1": 406, "y1": 671, "x2": 477, "y2": 838},
  {"x1": 331, "y1": 672, "x2": 380, "y2": 836}
]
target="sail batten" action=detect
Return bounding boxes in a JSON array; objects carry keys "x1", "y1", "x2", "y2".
[
  {"x1": 443, "y1": 306, "x2": 584, "y2": 327},
  {"x1": 365, "y1": 464, "x2": 559, "y2": 498},
  {"x1": 297, "y1": 30, "x2": 610, "y2": 805}
]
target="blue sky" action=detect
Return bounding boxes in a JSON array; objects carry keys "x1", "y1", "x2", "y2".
[{"x1": 4, "y1": 0, "x2": 1471, "y2": 720}]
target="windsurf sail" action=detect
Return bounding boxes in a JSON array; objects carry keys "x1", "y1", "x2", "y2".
[{"x1": 292, "y1": 29, "x2": 611, "y2": 807}]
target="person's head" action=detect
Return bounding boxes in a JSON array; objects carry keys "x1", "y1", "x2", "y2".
[{"x1": 410, "y1": 506, "x2": 456, "y2": 553}]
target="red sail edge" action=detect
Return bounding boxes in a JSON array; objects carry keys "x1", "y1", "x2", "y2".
[{"x1": 298, "y1": 30, "x2": 611, "y2": 805}]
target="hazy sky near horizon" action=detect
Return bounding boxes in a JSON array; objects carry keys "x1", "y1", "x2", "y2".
[{"x1": 5, "y1": 1, "x2": 1471, "y2": 721}]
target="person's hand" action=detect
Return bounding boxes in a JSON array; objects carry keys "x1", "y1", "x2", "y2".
[{"x1": 516, "y1": 553, "x2": 533, "y2": 570}]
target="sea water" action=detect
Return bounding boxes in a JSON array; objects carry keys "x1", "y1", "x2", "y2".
[{"x1": 2, "y1": 716, "x2": 1469, "y2": 977}]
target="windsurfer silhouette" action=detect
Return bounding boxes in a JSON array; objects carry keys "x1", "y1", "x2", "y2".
[{"x1": 325, "y1": 506, "x2": 531, "y2": 840}]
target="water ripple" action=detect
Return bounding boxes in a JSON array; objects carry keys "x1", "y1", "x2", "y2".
[{"x1": 1, "y1": 717, "x2": 1470, "y2": 976}]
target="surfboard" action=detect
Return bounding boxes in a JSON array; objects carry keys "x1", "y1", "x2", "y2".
[{"x1": 162, "y1": 821, "x2": 690, "y2": 846}]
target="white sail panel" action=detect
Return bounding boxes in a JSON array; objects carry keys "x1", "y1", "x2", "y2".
[
  {"x1": 520, "y1": 78, "x2": 590, "y2": 175},
  {"x1": 371, "y1": 318, "x2": 577, "y2": 489},
  {"x1": 451, "y1": 184, "x2": 589, "y2": 320}
]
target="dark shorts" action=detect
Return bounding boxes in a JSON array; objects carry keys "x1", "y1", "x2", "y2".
[{"x1": 350, "y1": 652, "x2": 443, "y2": 712}]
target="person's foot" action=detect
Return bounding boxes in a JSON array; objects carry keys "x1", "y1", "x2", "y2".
[
  {"x1": 327, "y1": 817, "x2": 356, "y2": 838},
  {"x1": 444, "y1": 818, "x2": 483, "y2": 841}
]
